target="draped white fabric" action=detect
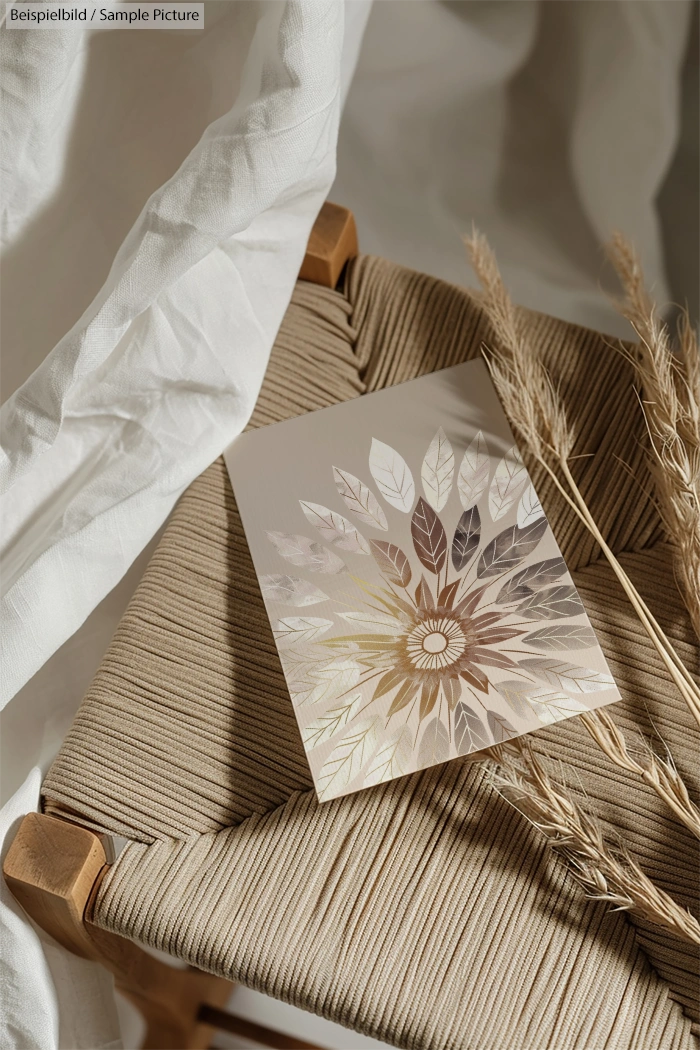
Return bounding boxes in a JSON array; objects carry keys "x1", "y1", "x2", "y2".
[{"x1": 0, "y1": 1, "x2": 695, "y2": 1047}]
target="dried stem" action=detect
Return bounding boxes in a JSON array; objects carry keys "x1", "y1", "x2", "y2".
[{"x1": 488, "y1": 741, "x2": 700, "y2": 944}]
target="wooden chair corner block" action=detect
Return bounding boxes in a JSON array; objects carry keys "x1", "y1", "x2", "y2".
[
  {"x1": 299, "y1": 201, "x2": 358, "y2": 289},
  {"x1": 4, "y1": 811, "x2": 323, "y2": 1049}
]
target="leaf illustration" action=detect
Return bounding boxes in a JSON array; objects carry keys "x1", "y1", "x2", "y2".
[
  {"x1": 460, "y1": 666, "x2": 490, "y2": 693},
  {"x1": 386, "y1": 679, "x2": 419, "y2": 717},
  {"x1": 369, "y1": 540, "x2": 412, "y2": 588},
  {"x1": 332, "y1": 467, "x2": 388, "y2": 530},
  {"x1": 373, "y1": 668, "x2": 406, "y2": 701},
  {"x1": 369, "y1": 438, "x2": 415, "y2": 512},
  {"x1": 494, "y1": 680, "x2": 534, "y2": 719},
  {"x1": 454, "y1": 701, "x2": 489, "y2": 755},
  {"x1": 339, "y1": 610, "x2": 402, "y2": 633},
  {"x1": 411, "y1": 497, "x2": 448, "y2": 575},
  {"x1": 486, "y1": 709, "x2": 517, "y2": 742},
  {"x1": 517, "y1": 484, "x2": 544, "y2": 528},
  {"x1": 299, "y1": 502, "x2": 370, "y2": 554},
  {"x1": 443, "y1": 677, "x2": 462, "y2": 711},
  {"x1": 302, "y1": 694, "x2": 365, "y2": 750},
  {"x1": 363, "y1": 726, "x2": 412, "y2": 787},
  {"x1": 452, "y1": 506, "x2": 481, "y2": 572},
  {"x1": 518, "y1": 658, "x2": 616, "y2": 693},
  {"x1": 414, "y1": 575, "x2": 435, "y2": 612},
  {"x1": 488, "y1": 446, "x2": 528, "y2": 521},
  {"x1": 476, "y1": 518, "x2": 548, "y2": 579},
  {"x1": 517, "y1": 585, "x2": 584, "y2": 620},
  {"x1": 417, "y1": 717, "x2": 450, "y2": 768},
  {"x1": 419, "y1": 680, "x2": 440, "y2": 721},
  {"x1": 273, "y1": 617, "x2": 334, "y2": 648},
  {"x1": 317, "y1": 718, "x2": 380, "y2": 800},
  {"x1": 421, "y1": 427, "x2": 455, "y2": 511},
  {"x1": 438, "y1": 580, "x2": 461, "y2": 610},
  {"x1": 266, "y1": 532, "x2": 347, "y2": 574},
  {"x1": 523, "y1": 625, "x2": 597, "y2": 651},
  {"x1": 291, "y1": 659, "x2": 361, "y2": 707},
  {"x1": 458, "y1": 431, "x2": 490, "y2": 510},
  {"x1": 525, "y1": 687, "x2": 589, "y2": 726},
  {"x1": 260, "y1": 575, "x2": 329, "y2": 607},
  {"x1": 495, "y1": 557, "x2": 567, "y2": 604}
]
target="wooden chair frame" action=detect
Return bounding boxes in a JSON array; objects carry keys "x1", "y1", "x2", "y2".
[{"x1": 3, "y1": 202, "x2": 358, "y2": 1050}]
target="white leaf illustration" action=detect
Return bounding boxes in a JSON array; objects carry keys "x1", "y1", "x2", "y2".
[
  {"x1": 317, "y1": 718, "x2": 380, "y2": 800},
  {"x1": 299, "y1": 502, "x2": 370, "y2": 554},
  {"x1": 302, "y1": 694, "x2": 365, "y2": 750},
  {"x1": 260, "y1": 575, "x2": 328, "y2": 607},
  {"x1": 489, "y1": 446, "x2": 528, "y2": 521},
  {"x1": 369, "y1": 438, "x2": 415, "y2": 513},
  {"x1": 273, "y1": 617, "x2": 334, "y2": 648},
  {"x1": 339, "y1": 610, "x2": 403, "y2": 632},
  {"x1": 291, "y1": 658, "x2": 362, "y2": 707},
  {"x1": 363, "y1": 726, "x2": 412, "y2": 787},
  {"x1": 333, "y1": 468, "x2": 388, "y2": 530},
  {"x1": 266, "y1": 531, "x2": 347, "y2": 574},
  {"x1": 518, "y1": 658, "x2": 616, "y2": 694},
  {"x1": 525, "y1": 687, "x2": 589, "y2": 726},
  {"x1": 421, "y1": 427, "x2": 455, "y2": 511},
  {"x1": 516, "y1": 484, "x2": 544, "y2": 528},
  {"x1": 458, "y1": 431, "x2": 490, "y2": 510}
]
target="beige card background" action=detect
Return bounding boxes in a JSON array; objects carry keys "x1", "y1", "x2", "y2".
[{"x1": 224, "y1": 360, "x2": 620, "y2": 801}]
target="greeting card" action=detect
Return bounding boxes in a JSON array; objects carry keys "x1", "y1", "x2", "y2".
[{"x1": 224, "y1": 359, "x2": 620, "y2": 801}]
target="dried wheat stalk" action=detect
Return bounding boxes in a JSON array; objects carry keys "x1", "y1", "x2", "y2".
[
  {"x1": 465, "y1": 229, "x2": 700, "y2": 937},
  {"x1": 606, "y1": 232, "x2": 700, "y2": 641},
  {"x1": 488, "y1": 741, "x2": 700, "y2": 944}
]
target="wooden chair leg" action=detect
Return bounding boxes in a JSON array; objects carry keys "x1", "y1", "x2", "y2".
[{"x1": 3, "y1": 812, "x2": 233, "y2": 1050}]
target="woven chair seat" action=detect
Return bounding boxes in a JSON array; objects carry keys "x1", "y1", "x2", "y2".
[{"x1": 44, "y1": 256, "x2": 699, "y2": 1050}]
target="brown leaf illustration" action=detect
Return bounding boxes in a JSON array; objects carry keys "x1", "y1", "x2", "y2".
[
  {"x1": 415, "y1": 575, "x2": 435, "y2": 612},
  {"x1": 517, "y1": 585, "x2": 584, "y2": 620},
  {"x1": 452, "y1": 506, "x2": 480, "y2": 572},
  {"x1": 523, "y1": 625, "x2": 597, "y2": 651},
  {"x1": 476, "y1": 518, "x2": 547, "y2": 579},
  {"x1": 470, "y1": 648, "x2": 518, "y2": 670},
  {"x1": 372, "y1": 668, "x2": 405, "y2": 700},
  {"x1": 369, "y1": 540, "x2": 412, "y2": 588},
  {"x1": 454, "y1": 702, "x2": 489, "y2": 755},
  {"x1": 411, "y1": 497, "x2": 447, "y2": 575},
  {"x1": 460, "y1": 666, "x2": 490, "y2": 693},
  {"x1": 495, "y1": 557, "x2": 567, "y2": 604},
  {"x1": 419, "y1": 680, "x2": 439, "y2": 720},
  {"x1": 453, "y1": 583, "x2": 489, "y2": 619},
  {"x1": 443, "y1": 677, "x2": 462, "y2": 711},
  {"x1": 417, "y1": 717, "x2": 450, "y2": 767},
  {"x1": 386, "y1": 679, "x2": 418, "y2": 717},
  {"x1": 437, "y1": 579, "x2": 460, "y2": 609}
]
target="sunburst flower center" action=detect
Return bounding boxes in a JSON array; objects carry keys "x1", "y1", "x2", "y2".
[{"x1": 405, "y1": 617, "x2": 466, "y2": 670}]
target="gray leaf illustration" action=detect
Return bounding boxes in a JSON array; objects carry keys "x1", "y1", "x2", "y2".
[
  {"x1": 266, "y1": 531, "x2": 347, "y2": 574},
  {"x1": 333, "y1": 467, "x2": 388, "y2": 530},
  {"x1": 518, "y1": 658, "x2": 615, "y2": 693},
  {"x1": 495, "y1": 557, "x2": 567, "y2": 604},
  {"x1": 486, "y1": 709, "x2": 517, "y2": 742},
  {"x1": 523, "y1": 625, "x2": 597, "y2": 651},
  {"x1": 421, "y1": 427, "x2": 455, "y2": 511},
  {"x1": 476, "y1": 518, "x2": 548, "y2": 579},
  {"x1": 417, "y1": 717, "x2": 450, "y2": 768},
  {"x1": 454, "y1": 701, "x2": 489, "y2": 755},
  {"x1": 458, "y1": 431, "x2": 490, "y2": 510},
  {"x1": 260, "y1": 575, "x2": 329, "y2": 607},
  {"x1": 517, "y1": 585, "x2": 584, "y2": 620},
  {"x1": 452, "y1": 506, "x2": 480, "y2": 572}
]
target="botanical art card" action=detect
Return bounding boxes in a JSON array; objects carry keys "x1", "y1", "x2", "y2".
[{"x1": 224, "y1": 360, "x2": 621, "y2": 802}]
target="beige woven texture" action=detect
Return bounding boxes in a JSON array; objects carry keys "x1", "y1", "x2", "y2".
[{"x1": 44, "y1": 257, "x2": 699, "y2": 1049}]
